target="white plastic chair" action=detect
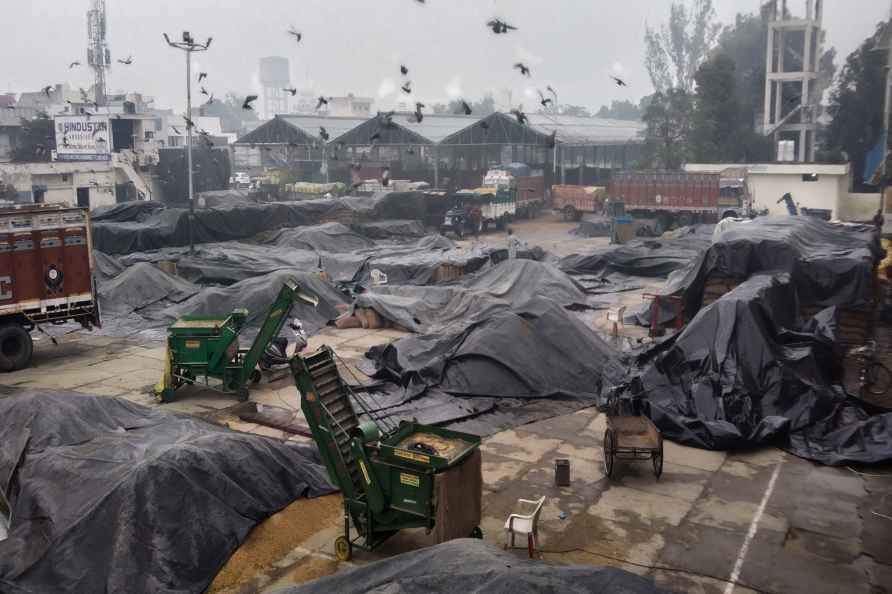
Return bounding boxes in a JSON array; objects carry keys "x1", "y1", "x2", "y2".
[{"x1": 504, "y1": 496, "x2": 545, "y2": 558}]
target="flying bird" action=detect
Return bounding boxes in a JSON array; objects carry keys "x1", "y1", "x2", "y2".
[
  {"x1": 315, "y1": 96, "x2": 329, "y2": 110},
  {"x1": 510, "y1": 108, "x2": 528, "y2": 125},
  {"x1": 400, "y1": 65, "x2": 409, "y2": 76},
  {"x1": 480, "y1": 120, "x2": 490, "y2": 130},
  {"x1": 242, "y1": 95, "x2": 258, "y2": 110},
  {"x1": 287, "y1": 26, "x2": 302, "y2": 43},
  {"x1": 42, "y1": 86, "x2": 53, "y2": 98},
  {"x1": 537, "y1": 90, "x2": 552, "y2": 108},
  {"x1": 370, "y1": 131, "x2": 381, "y2": 143},
  {"x1": 182, "y1": 116, "x2": 195, "y2": 129},
  {"x1": 205, "y1": 37, "x2": 213, "y2": 49},
  {"x1": 378, "y1": 110, "x2": 396, "y2": 127},
  {"x1": 171, "y1": 126, "x2": 182, "y2": 135},
  {"x1": 544, "y1": 130, "x2": 556, "y2": 149},
  {"x1": 381, "y1": 166, "x2": 391, "y2": 187},
  {"x1": 319, "y1": 126, "x2": 329, "y2": 141},
  {"x1": 456, "y1": 99, "x2": 472, "y2": 115},
  {"x1": 198, "y1": 72, "x2": 208, "y2": 82},
  {"x1": 514, "y1": 63, "x2": 531, "y2": 77},
  {"x1": 200, "y1": 86, "x2": 209, "y2": 96},
  {"x1": 547, "y1": 85, "x2": 558, "y2": 102},
  {"x1": 79, "y1": 88, "x2": 89, "y2": 102},
  {"x1": 486, "y1": 18, "x2": 516, "y2": 34},
  {"x1": 283, "y1": 87, "x2": 297, "y2": 96},
  {"x1": 610, "y1": 75, "x2": 627, "y2": 87},
  {"x1": 69, "y1": 61, "x2": 81, "y2": 69},
  {"x1": 207, "y1": 94, "x2": 215, "y2": 105},
  {"x1": 413, "y1": 102, "x2": 425, "y2": 123},
  {"x1": 401, "y1": 81, "x2": 412, "y2": 94},
  {"x1": 117, "y1": 55, "x2": 133, "y2": 65}
]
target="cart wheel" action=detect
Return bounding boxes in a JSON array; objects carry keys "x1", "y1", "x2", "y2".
[
  {"x1": 250, "y1": 369, "x2": 262, "y2": 384},
  {"x1": 470, "y1": 526, "x2": 483, "y2": 539},
  {"x1": 603, "y1": 429, "x2": 615, "y2": 478},
  {"x1": 236, "y1": 387, "x2": 250, "y2": 402},
  {"x1": 334, "y1": 536, "x2": 352, "y2": 561},
  {"x1": 652, "y1": 435, "x2": 664, "y2": 480}
]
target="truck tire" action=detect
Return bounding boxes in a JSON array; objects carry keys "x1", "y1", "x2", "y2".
[
  {"x1": 562, "y1": 206, "x2": 576, "y2": 222},
  {"x1": 0, "y1": 323, "x2": 33, "y2": 372}
]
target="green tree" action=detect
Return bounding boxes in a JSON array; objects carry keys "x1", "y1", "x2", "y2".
[
  {"x1": 642, "y1": 89, "x2": 695, "y2": 169},
  {"x1": 691, "y1": 53, "x2": 742, "y2": 161},
  {"x1": 595, "y1": 100, "x2": 642, "y2": 120},
  {"x1": 11, "y1": 113, "x2": 55, "y2": 162},
  {"x1": 644, "y1": 0, "x2": 721, "y2": 93},
  {"x1": 822, "y1": 24, "x2": 887, "y2": 188}
]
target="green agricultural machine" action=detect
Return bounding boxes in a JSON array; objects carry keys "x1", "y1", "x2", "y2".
[
  {"x1": 291, "y1": 346, "x2": 483, "y2": 560},
  {"x1": 156, "y1": 280, "x2": 317, "y2": 403}
]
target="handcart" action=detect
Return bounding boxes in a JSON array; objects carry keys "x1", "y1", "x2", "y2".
[{"x1": 602, "y1": 398, "x2": 663, "y2": 479}]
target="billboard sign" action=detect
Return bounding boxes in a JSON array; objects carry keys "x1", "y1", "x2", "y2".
[{"x1": 54, "y1": 115, "x2": 111, "y2": 161}]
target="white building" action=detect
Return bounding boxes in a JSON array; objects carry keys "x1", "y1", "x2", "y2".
[
  {"x1": 685, "y1": 162, "x2": 881, "y2": 221},
  {"x1": 327, "y1": 95, "x2": 373, "y2": 118},
  {"x1": 0, "y1": 161, "x2": 117, "y2": 209}
]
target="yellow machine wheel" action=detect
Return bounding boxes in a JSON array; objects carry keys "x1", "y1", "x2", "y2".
[{"x1": 334, "y1": 536, "x2": 352, "y2": 561}]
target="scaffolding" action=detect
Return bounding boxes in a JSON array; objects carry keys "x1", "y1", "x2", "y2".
[{"x1": 763, "y1": 0, "x2": 823, "y2": 162}]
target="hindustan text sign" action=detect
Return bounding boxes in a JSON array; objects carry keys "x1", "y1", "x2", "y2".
[{"x1": 54, "y1": 116, "x2": 111, "y2": 161}]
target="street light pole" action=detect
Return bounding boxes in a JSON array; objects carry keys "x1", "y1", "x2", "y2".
[{"x1": 164, "y1": 31, "x2": 210, "y2": 253}]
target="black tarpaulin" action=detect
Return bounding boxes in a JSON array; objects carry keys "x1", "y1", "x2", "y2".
[
  {"x1": 354, "y1": 260, "x2": 592, "y2": 333},
  {"x1": 367, "y1": 297, "x2": 626, "y2": 400},
  {"x1": 268, "y1": 222, "x2": 376, "y2": 252},
  {"x1": 620, "y1": 273, "x2": 892, "y2": 465},
  {"x1": 350, "y1": 219, "x2": 427, "y2": 239},
  {"x1": 629, "y1": 216, "x2": 881, "y2": 326},
  {"x1": 98, "y1": 262, "x2": 200, "y2": 315},
  {"x1": 271, "y1": 538, "x2": 672, "y2": 594},
  {"x1": 158, "y1": 269, "x2": 348, "y2": 335},
  {"x1": 0, "y1": 390, "x2": 335, "y2": 594}
]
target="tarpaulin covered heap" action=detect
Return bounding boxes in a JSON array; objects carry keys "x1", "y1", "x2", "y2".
[
  {"x1": 272, "y1": 538, "x2": 672, "y2": 594},
  {"x1": 630, "y1": 216, "x2": 882, "y2": 325},
  {"x1": 617, "y1": 273, "x2": 892, "y2": 465},
  {"x1": 90, "y1": 192, "x2": 432, "y2": 255},
  {"x1": 0, "y1": 390, "x2": 334, "y2": 594}
]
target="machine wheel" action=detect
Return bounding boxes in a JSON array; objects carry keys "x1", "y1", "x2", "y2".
[
  {"x1": 470, "y1": 526, "x2": 484, "y2": 539},
  {"x1": 250, "y1": 369, "x2": 262, "y2": 384},
  {"x1": 236, "y1": 387, "x2": 250, "y2": 402},
  {"x1": 334, "y1": 536, "x2": 352, "y2": 561},
  {"x1": 0, "y1": 323, "x2": 33, "y2": 372},
  {"x1": 603, "y1": 429, "x2": 616, "y2": 478},
  {"x1": 652, "y1": 435, "x2": 664, "y2": 479}
]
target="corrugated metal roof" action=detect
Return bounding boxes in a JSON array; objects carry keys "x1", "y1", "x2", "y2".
[
  {"x1": 278, "y1": 114, "x2": 368, "y2": 141},
  {"x1": 526, "y1": 114, "x2": 644, "y2": 145},
  {"x1": 398, "y1": 113, "x2": 479, "y2": 143}
]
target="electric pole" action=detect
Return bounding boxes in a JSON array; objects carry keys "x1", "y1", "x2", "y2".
[{"x1": 164, "y1": 31, "x2": 211, "y2": 253}]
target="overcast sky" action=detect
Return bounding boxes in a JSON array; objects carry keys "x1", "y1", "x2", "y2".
[{"x1": 3, "y1": 0, "x2": 890, "y2": 114}]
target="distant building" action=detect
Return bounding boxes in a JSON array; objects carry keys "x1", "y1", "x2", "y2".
[
  {"x1": 327, "y1": 94, "x2": 373, "y2": 118},
  {"x1": 259, "y1": 57, "x2": 291, "y2": 120}
]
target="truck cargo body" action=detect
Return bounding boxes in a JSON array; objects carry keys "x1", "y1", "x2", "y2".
[
  {"x1": 552, "y1": 185, "x2": 607, "y2": 221},
  {"x1": 515, "y1": 175, "x2": 545, "y2": 218},
  {"x1": 0, "y1": 206, "x2": 99, "y2": 371},
  {"x1": 608, "y1": 171, "x2": 743, "y2": 227}
]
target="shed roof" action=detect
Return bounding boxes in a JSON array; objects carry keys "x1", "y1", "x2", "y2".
[
  {"x1": 234, "y1": 114, "x2": 366, "y2": 145},
  {"x1": 526, "y1": 114, "x2": 645, "y2": 145}
]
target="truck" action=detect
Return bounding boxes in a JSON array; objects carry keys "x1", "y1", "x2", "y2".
[
  {"x1": 552, "y1": 185, "x2": 608, "y2": 221},
  {"x1": 607, "y1": 171, "x2": 749, "y2": 232},
  {"x1": 441, "y1": 186, "x2": 515, "y2": 238},
  {"x1": 0, "y1": 205, "x2": 100, "y2": 371},
  {"x1": 484, "y1": 164, "x2": 546, "y2": 219}
]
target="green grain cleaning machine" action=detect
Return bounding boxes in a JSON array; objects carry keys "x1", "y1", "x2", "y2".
[
  {"x1": 291, "y1": 346, "x2": 483, "y2": 560},
  {"x1": 156, "y1": 280, "x2": 317, "y2": 403}
]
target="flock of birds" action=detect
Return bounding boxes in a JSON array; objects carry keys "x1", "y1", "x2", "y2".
[{"x1": 16, "y1": 5, "x2": 632, "y2": 177}]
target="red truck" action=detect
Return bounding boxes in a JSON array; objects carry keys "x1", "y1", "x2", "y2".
[
  {"x1": 0, "y1": 205, "x2": 100, "y2": 371},
  {"x1": 554, "y1": 171, "x2": 749, "y2": 231},
  {"x1": 608, "y1": 171, "x2": 749, "y2": 230}
]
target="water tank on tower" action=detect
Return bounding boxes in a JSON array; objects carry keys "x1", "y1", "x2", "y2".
[{"x1": 259, "y1": 57, "x2": 291, "y2": 119}]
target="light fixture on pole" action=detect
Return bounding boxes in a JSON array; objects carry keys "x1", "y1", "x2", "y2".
[{"x1": 164, "y1": 31, "x2": 211, "y2": 253}]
